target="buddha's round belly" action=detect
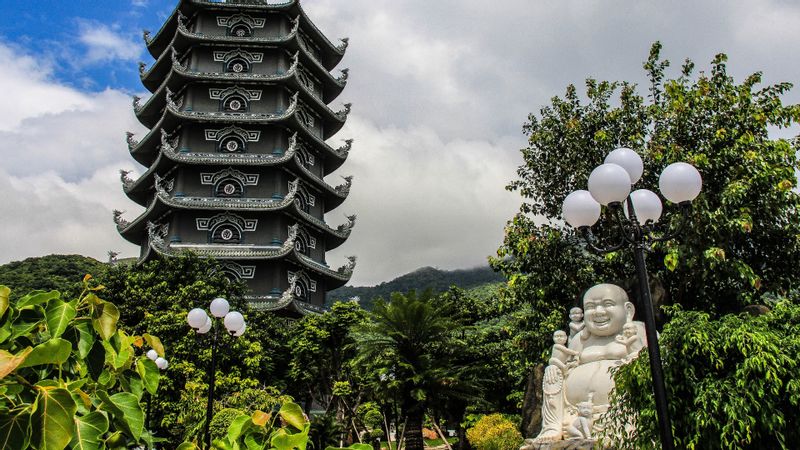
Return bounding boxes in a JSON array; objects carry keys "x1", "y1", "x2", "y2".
[{"x1": 564, "y1": 360, "x2": 617, "y2": 407}]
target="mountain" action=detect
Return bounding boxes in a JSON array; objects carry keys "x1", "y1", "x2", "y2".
[
  {"x1": 327, "y1": 265, "x2": 505, "y2": 309},
  {"x1": 0, "y1": 254, "x2": 108, "y2": 300}
]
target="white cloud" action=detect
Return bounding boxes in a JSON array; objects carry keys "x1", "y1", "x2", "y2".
[{"x1": 78, "y1": 22, "x2": 141, "y2": 64}]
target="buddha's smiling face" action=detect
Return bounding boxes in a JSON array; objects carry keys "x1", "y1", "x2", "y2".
[{"x1": 582, "y1": 284, "x2": 634, "y2": 337}]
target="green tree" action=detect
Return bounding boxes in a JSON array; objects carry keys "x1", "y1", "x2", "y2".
[
  {"x1": 350, "y1": 292, "x2": 464, "y2": 450},
  {"x1": 604, "y1": 298, "x2": 800, "y2": 449},
  {"x1": 0, "y1": 255, "x2": 108, "y2": 301},
  {"x1": 100, "y1": 254, "x2": 293, "y2": 447},
  {"x1": 492, "y1": 42, "x2": 800, "y2": 439},
  {"x1": 0, "y1": 277, "x2": 164, "y2": 449}
]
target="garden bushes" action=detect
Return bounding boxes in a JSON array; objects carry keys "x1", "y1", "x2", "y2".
[{"x1": 466, "y1": 414, "x2": 523, "y2": 450}]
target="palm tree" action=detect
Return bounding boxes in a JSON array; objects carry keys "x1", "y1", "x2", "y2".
[{"x1": 351, "y1": 291, "x2": 460, "y2": 450}]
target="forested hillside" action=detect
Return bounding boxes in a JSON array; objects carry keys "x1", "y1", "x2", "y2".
[
  {"x1": 327, "y1": 265, "x2": 505, "y2": 309},
  {"x1": 0, "y1": 254, "x2": 107, "y2": 299}
]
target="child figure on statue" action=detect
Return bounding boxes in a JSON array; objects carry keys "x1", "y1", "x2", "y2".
[
  {"x1": 615, "y1": 322, "x2": 639, "y2": 357},
  {"x1": 566, "y1": 398, "x2": 594, "y2": 440},
  {"x1": 549, "y1": 330, "x2": 579, "y2": 373},
  {"x1": 568, "y1": 307, "x2": 585, "y2": 342}
]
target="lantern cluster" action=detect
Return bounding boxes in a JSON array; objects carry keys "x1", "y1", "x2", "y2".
[
  {"x1": 186, "y1": 297, "x2": 247, "y2": 336},
  {"x1": 562, "y1": 148, "x2": 702, "y2": 228}
]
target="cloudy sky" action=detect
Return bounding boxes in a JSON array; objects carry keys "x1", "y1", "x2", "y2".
[{"x1": 0, "y1": 0, "x2": 798, "y2": 286}]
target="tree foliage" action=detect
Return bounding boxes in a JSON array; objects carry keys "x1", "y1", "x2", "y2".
[
  {"x1": 604, "y1": 298, "x2": 800, "y2": 449},
  {"x1": 0, "y1": 255, "x2": 107, "y2": 301},
  {"x1": 100, "y1": 255, "x2": 293, "y2": 447},
  {"x1": 0, "y1": 277, "x2": 164, "y2": 449},
  {"x1": 493, "y1": 42, "x2": 800, "y2": 440}
]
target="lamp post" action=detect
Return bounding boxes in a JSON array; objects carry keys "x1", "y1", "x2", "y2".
[
  {"x1": 561, "y1": 147, "x2": 702, "y2": 450},
  {"x1": 186, "y1": 298, "x2": 247, "y2": 450}
]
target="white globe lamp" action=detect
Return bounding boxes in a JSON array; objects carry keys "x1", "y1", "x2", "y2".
[
  {"x1": 605, "y1": 147, "x2": 644, "y2": 184},
  {"x1": 626, "y1": 189, "x2": 663, "y2": 223},
  {"x1": 210, "y1": 297, "x2": 230, "y2": 318},
  {"x1": 187, "y1": 308, "x2": 208, "y2": 329},
  {"x1": 588, "y1": 163, "x2": 632, "y2": 205},
  {"x1": 146, "y1": 349, "x2": 158, "y2": 361},
  {"x1": 233, "y1": 323, "x2": 247, "y2": 337},
  {"x1": 562, "y1": 190, "x2": 601, "y2": 228},
  {"x1": 155, "y1": 357, "x2": 168, "y2": 370},
  {"x1": 197, "y1": 317, "x2": 213, "y2": 334},
  {"x1": 659, "y1": 162, "x2": 702, "y2": 204},
  {"x1": 224, "y1": 311, "x2": 245, "y2": 333}
]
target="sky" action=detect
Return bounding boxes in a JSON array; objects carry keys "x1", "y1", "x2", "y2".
[{"x1": 0, "y1": 0, "x2": 798, "y2": 286}]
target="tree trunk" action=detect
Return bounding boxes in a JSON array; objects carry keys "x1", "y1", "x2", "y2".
[
  {"x1": 520, "y1": 363, "x2": 545, "y2": 438},
  {"x1": 404, "y1": 407, "x2": 425, "y2": 450}
]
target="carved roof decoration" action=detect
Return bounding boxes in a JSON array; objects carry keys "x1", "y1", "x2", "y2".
[{"x1": 146, "y1": 0, "x2": 347, "y2": 69}]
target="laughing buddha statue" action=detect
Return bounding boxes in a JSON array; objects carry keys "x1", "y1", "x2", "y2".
[{"x1": 523, "y1": 284, "x2": 646, "y2": 448}]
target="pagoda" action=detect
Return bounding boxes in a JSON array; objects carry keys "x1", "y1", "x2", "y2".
[{"x1": 115, "y1": 0, "x2": 356, "y2": 315}]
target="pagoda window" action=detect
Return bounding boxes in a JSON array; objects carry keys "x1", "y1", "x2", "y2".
[
  {"x1": 228, "y1": 22, "x2": 253, "y2": 38},
  {"x1": 219, "y1": 135, "x2": 246, "y2": 153},
  {"x1": 222, "y1": 94, "x2": 249, "y2": 113},
  {"x1": 214, "y1": 177, "x2": 245, "y2": 198},
  {"x1": 225, "y1": 58, "x2": 250, "y2": 74},
  {"x1": 210, "y1": 222, "x2": 243, "y2": 244}
]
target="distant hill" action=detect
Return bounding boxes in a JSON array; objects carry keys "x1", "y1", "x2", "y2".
[
  {"x1": 327, "y1": 265, "x2": 505, "y2": 309},
  {"x1": 0, "y1": 254, "x2": 108, "y2": 300}
]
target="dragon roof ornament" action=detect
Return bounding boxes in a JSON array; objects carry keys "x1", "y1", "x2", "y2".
[
  {"x1": 337, "y1": 68, "x2": 349, "y2": 84},
  {"x1": 126, "y1": 132, "x2": 139, "y2": 150},
  {"x1": 335, "y1": 176, "x2": 353, "y2": 196},
  {"x1": 120, "y1": 170, "x2": 135, "y2": 190},
  {"x1": 337, "y1": 256, "x2": 357, "y2": 275},
  {"x1": 142, "y1": 29, "x2": 152, "y2": 45},
  {"x1": 337, "y1": 38, "x2": 350, "y2": 52},
  {"x1": 336, "y1": 103, "x2": 352, "y2": 121},
  {"x1": 113, "y1": 210, "x2": 130, "y2": 230},
  {"x1": 337, "y1": 215, "x2": 357, "y2": 233}
]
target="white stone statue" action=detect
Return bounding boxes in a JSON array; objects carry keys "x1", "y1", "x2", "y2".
[
  {"x1": 523, "y1": 284, "x2": 647, "y2": 447},
  {"x1": 568, "y1": 307, "x2": 585, "y2": 342}
]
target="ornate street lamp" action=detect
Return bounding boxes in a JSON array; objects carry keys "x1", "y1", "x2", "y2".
[
  {"x1": 561, "y1": 147, "x2": 702, "y2": 450},
  {"x1": 186, "y1": 298, "x2": 247, "y2": 449}
]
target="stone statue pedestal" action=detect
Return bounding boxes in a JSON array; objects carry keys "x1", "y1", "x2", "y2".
[{"x1": 522, "y1": 438, "x2": 597, "y2": 450}]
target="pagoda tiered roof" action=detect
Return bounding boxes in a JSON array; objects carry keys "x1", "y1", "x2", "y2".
[
  {"x1": 116, "y1": 177, "x2": 354, "y2": 249},
  {"x1": 144, "y1": 0, "x2": 347, "y2": 70},
  {"x1": 128, "y1": 94, "x2": 351, "y2": 167},
  {"x1": 135, "y1": 54, "x2": 349, "y2": 134},
  {"x1": 144, "y1": 223, "x2": 355, "y2": 287}
]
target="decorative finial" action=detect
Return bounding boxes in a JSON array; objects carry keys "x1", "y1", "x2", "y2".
[{"x1": 338, "y1": 37, "x2": 350, "y2": 52}]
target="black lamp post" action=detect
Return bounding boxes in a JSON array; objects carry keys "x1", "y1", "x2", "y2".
[
  {"x1": 186, "y1": 298, "x2": 247, "y2": 449},
  {"x1": 561, "y1": 148, "x2": 703, "y2": 450}
]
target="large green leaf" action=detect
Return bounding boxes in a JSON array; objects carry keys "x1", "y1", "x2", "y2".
[
  {"x1": 271, "y1": 423, "x2": 310, "y2": 450},
  {"x1": 226, "y1": 414, "x2": 253, "y2": 441},
  {"x1": 278, "y1": 402, "x2": 306, "y2": 431},
  {"x1": 17, "y1": 291, "x2": 60, "y2": 309},
  {"x1": 19, "y1": 338, "x2": 71, "y2": 369},
  {"x1": 98, "y1": 391, "x2": 144, "y2": 440},
  {"x1": 0, "y1": 407, "x2": 31, "y2": 450},
  {"x1": 178, "y1": 442, "x2": 200, "y2": 450},
  {"x1": 45, "y1": 300, "x2": 77, "y2": 339},
  {"x1": 72, "y1": 319, "x2": 94, "y2": 359},
  {"x1": 31, "y1": 386, "x2": 77, "y2": 450},
  {"x1": 11, "y1": 309, "x2": 44, "y2": 340},
  {"x1": 70, "y1": 411, "x2": 109, "y2": 450},
  {"x1": 0, "y1": 347, "x2": 32, "y2": 379},
  {"x1": 86, "y1": 341, "x2": 106, "y2": 381},
  {"x1": 136, "y1": 358, "x2": 160, "y2": 395},
  {"x1": 0, "y1": 285, "x2": 9, "y2": 318},
  {"x1": 142, "y1": 333, "x2": 165, "y2": 357},
  {"x1": 91, "y1": 300, "x2": 120, "y2": 341}
]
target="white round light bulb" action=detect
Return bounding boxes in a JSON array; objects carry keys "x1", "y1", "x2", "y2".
[
  {"x1": 146, "y1": 349, "x2": 158, "y2": 361},
  {"x1": 155, "y1": 357, "x2": 168, "y2": 370},
  {"x1": 233, "y1": 323, "x2": 247, "y2": 337},
  {"x1": 605, "y1": 147, "x2": 644, "y2": 184},
  {"x1": 588, "y1": 163, "x2": 632, "y2": 206},
  {"x1": 659, "y1": 162, "x2": 702, "y2": 203},
  {"x1": 197, "y1": 317, "x2": 212, "y2": 334},
  {"x1": 210, "y1": 297, "x2": 230, "y2": 318},
  {"x1": 224, "y1": 311, "x2": 245, "y2": 333},
  {"x1": 561, "y1": 190, "x2": 601, "y2": 228},
  {"x1": 187, "y1": 308, "x2": 208, "y2": 329},
  {"x1": 626, "y1": 189, "x2": 663, "y2": 223}
]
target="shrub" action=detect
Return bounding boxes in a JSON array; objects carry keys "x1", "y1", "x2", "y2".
[
  {"x1": 209, "y1": 408, "x2": 245, "y2": 441},
  {"x1": 466, "y1": 414, "x2": 523, "y2": 450}
]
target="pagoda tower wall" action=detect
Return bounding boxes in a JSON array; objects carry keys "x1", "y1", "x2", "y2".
[{"x1": 116, "y1": 0, "x2": 355, "y2": 315}]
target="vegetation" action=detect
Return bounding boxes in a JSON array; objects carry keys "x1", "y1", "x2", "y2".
[
  {"x1": 0, "y1": 255, "x2": 107, "y2": 301},
  {"x1": 328, "y1": 266, "x2": 504, "y2": 309},
  {"x1": 604, "y1": 298, "x2": 800, "y2": 449},
  {"x1": 0, "y1": 277, "x2": 164, "y2": 449},
  {"x1": 466, "y1": 414, "x2": 523, "y2": 450},
  {"x1": 493, "y1": 42, "x2": 800, "y2": 444}
]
